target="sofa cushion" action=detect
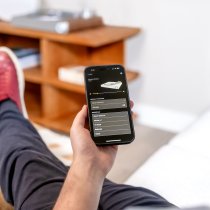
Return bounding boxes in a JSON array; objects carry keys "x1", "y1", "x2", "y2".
[
  {"x1": 170, "y1": 110, "x2": 210, "y2": 159},
  {"x1": 126, "y1": 110, "x2": 210, "y2": 207}
]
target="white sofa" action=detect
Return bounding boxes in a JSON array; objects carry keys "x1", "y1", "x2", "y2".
[{"x1": 126, "y1": 110, "x2": 210, "y2": 208}]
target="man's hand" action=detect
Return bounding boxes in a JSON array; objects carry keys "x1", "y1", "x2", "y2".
[
  {"x1": 70, "y1": 105, "x2": 117, "y2": 177},
  {"x1": 70, "y1": 100, "x2": 134, "y2": 178}
]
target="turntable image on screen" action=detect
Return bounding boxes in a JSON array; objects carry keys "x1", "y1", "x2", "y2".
[{"x1": 101, "y1": 81, "x2": 122, "y2": 90}]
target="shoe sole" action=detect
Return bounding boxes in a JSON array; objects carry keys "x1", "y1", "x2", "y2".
[{"x1": 0, "y1": 47, "x2": 28, "y2": 118}]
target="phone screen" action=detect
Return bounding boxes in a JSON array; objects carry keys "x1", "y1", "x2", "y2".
[{"x1": 84, "y1": 65, "x2": 135, "y2": 145}]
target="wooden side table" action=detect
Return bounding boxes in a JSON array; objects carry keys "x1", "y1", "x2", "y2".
[{"x1": 0, "y1": 22, "x2": 140, "y2": 133}]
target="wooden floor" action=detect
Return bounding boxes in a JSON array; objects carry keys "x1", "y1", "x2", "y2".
[{"x1": 0, "y1": 191, "x2": 12, "y2": 210}]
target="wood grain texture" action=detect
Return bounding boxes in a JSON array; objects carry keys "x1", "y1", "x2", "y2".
[
  {"x1": 0, "y1": 22, "x2": 140, "y2": 47},
  {"x1": 41, "y1": 85, "x2": 85, "y2": 120},
  {"x1": 0, "y1": 33, "x2": 39, "y2": 48},
  {"x1": 24, "y1": 82, "x2": 42, "y2": 118},
  {"x1": 41, "y1": 39, "x2": 88, "y2": 77},
  {"x1": 88, "y1": 41, "x2": 124, "y2": 65}
]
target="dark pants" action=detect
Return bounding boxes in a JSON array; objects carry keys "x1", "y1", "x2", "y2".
[{"x1": 0, "y1": 100, "x2": 174, "y2": 210}]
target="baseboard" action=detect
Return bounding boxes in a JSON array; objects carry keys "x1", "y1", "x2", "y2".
[{"x1": 134, "y1": 103, "x2": 197, "y2": 133}]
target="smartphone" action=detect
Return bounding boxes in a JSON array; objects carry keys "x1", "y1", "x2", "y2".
[{"x1": 84, "y1": 64, "x2": 135, "y2": 146}]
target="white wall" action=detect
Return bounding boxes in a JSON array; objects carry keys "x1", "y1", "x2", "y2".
[
  {"x1": 43, "y1": 0, "x2": 210, "y2": 117},
  {"x1": 0, "y1": 0, "x2": 41, "y2": 20}
]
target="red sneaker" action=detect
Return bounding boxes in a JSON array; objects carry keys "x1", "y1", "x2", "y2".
[{"x1": 0, "y1": 47, "x2": 28, "y2": 118}]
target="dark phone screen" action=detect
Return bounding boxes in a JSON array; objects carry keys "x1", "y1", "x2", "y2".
[{"x1": 84, "y1": 65, "x2": 135, "y2": 145}]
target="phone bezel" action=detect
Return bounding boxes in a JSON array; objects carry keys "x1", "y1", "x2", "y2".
[{"x1": 84, "y1": 64, "x2": 135, "y2": 146}]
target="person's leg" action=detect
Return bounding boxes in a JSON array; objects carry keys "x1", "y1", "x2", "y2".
[
  {"x1": 99, "y1": 179, "x2": 175, "y2": 210},
  {"x1": 0, "y1": 47, "x2": 69, "y2": 210},
  {"x1": 0, "y1": 99, "x2": 68, "y2": 210},
  {"x1": 0, "y1": 100, "x2": 174, "y2": 210}
]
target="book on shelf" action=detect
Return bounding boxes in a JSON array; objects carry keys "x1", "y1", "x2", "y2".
[
  {"x1": 12, "y1": 48, "x2": 41, "y2": 69},
  {"x1": 58, "y1": 65, "x2": 86, "y2": 85},
  {"x1": 11, "y1": 9, "x2": 104, "y2": 34}
]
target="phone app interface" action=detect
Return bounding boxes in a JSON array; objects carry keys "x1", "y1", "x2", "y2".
[{"x1": 86, "y1": 66, "x2": 131, "y2": 138}]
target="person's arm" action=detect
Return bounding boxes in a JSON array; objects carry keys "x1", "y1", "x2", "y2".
[
  {"x1": 53, "y1": 105, "x2": 118, "y2": 210},
  {"x1": 52, "y1": 159, "x2": 105, "y2": 210}
]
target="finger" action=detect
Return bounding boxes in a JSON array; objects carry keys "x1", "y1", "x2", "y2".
[
  {"x1": 72, "y1": 105, "x2": 88, "y2": 128},
  {"x1": 112, "y1": 145, "x2": 118, "y2": 151},
  {"x1": 130, "y1": 100, "x2": 134, "y2": 109}
]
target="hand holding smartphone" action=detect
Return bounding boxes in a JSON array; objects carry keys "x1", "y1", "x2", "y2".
[{"x1": 84, "y1": 65, "x2": 135, "y2": 146}]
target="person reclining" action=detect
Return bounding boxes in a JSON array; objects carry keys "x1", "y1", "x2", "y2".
[{"x1": 0, "y1": 47, "x2": 175, "y2": 210}]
